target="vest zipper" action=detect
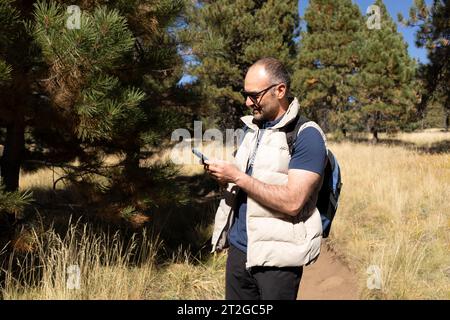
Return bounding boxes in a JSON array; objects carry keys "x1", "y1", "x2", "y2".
[{"x1": 245, "y1": 127, "x2": 265, "y2": 271}]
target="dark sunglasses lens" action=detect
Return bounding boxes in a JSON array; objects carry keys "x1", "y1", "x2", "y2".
[{"x1": 243, "y1": 92, "x2": 258, "y2": 101}]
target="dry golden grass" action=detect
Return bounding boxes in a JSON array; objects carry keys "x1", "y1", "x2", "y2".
[
  {"x1": 147, "y1": 252, "x2": 226, "y2": 299},
  {"x1": 386, "y1": 129, "x2": 450, "y2": 146},
  {"x1": 142, "y1": 141, "x2": 237, "y2": 176},
  {"x1": 19, "y1": 153, "x2": 124, "y2": 191},
  {"x1": 19, "y1": 168, "x2": 64, "y2": 191},
  {"x1": 1, "y1": 222, "x2": 225, "y2": 300},
  {"x1": 7, "y1": 152, "x2": 227, "y2": 300},
  {"x1": 348, "y1": 128, "x2": 450, "y2": 146},
  {"x1": 5, "y1": 130, "x2": 449, "y2": 300},
  {"x1": 328, "y1": 141, "x2": 450, "y2": 299},
  {"x1": 2, "y1": 223, "x2": 157, "y2": 299}
]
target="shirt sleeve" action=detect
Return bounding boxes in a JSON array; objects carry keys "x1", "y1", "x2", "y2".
[{"x1": 288, "y1": 127, "x2": 327, "y2": 176}]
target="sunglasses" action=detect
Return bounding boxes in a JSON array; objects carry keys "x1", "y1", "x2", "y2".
[{"x1": 241, "y1": 83, "x2": 282, "y2": 103}]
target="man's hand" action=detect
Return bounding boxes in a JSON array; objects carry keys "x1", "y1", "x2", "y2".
[{"x1": 204, "y1": 159, "x2": 243, "y2": 185}]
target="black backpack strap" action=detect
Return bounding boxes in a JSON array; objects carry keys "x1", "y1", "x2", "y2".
[{"x1": 280, "y1": 114, "x2": 310, "y2": 154}]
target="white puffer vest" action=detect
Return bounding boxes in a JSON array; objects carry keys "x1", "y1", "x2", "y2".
[{"x1": 211, "y1": 98, "x2": 327, "y2": 268}]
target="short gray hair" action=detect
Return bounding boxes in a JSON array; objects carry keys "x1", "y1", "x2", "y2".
[{"x1": 252, "y1": 57, "x2": 291, "y2": 95}]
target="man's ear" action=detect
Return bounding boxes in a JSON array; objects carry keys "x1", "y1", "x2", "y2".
[{"x1": 276, "y1": 84, "x2": 287, "y2": 99}]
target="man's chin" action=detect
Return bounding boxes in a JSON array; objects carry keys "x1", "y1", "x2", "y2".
[{"x1": 252, "y1": 112, "x2": 263, "y2": 120}]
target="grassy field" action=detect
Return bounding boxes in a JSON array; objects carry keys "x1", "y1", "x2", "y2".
[
  {"x1": 1, "y1": 129, "x2": 449, "y2": 299},
  {"x1": 329, "y1": 140, "x2": 450, "y2": 299},
  {"x1": 383, "y1": 128, "x2": 450, "y2": 146},
  {"x1": 1, "y1": 223, "x2": 226, "y2": 299}
]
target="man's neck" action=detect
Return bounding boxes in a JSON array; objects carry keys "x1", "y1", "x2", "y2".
[
  {"x1": 272, "y1": 98, "x2": 290, "y2": 121},
  {"x1": 255, "y1": 110, "x2": 286, "y2": 128},
  {"x1": 253, "y1": 98, "x2": 292, "y2": 127}
]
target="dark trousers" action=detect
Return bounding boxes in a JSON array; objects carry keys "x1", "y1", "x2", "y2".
[{"x1": 225, "y1": 244, "x2": 303, "y2": 300}]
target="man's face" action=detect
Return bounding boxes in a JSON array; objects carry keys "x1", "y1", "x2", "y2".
[{"x1": 243, "y1": 65, "x2": 280, "y2": 122}]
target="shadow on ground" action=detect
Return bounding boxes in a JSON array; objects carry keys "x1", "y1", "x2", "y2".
[
  {"x1": 1, "y1": 171, "x2": 221, "y2": 262},
  {"x1": 0, "y1": 172, "x2": 221, "y2": 293},
  {"x1": 149, "y1": 173, "x2": 221, "y2": 262}
]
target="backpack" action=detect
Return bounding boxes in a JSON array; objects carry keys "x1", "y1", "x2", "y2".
[{"x1": 282, "y1": 115, "x2": 342, "y2": 238}]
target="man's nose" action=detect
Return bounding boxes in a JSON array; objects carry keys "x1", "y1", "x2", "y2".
[{"x1": 246, "y1": 96, "x2": 254, "y2": 107}]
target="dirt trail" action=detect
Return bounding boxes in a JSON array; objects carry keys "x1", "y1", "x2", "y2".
[{"x1": 298, "y1": 244, "x2": 359, "y2": 300}]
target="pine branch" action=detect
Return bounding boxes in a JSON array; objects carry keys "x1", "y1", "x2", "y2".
[{"x1": 0, "y1": 184, "x2": 33, "y2": 215}]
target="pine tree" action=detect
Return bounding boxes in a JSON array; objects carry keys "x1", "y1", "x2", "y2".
[
  {"x1": 183, "y1": 0, "x2": 299, "y2": 128},
  {"x1": 0, "y1": 0, "x2": 190, "y2": 227},
  {"x1": 291, "y1": 0, "x2": 365, "y2": 134},
  {"x1": 0, "y1": 0, "x2": 32, "y2": 227},
  {"x1": 359, "y1": 0, "x2": 418, "y2": 142},
  {"x1": 399, "y1": 0, "x2": 450, "y2": 131},
  {"x1": 0, "y1": 0, "x2": 28, "y2": 192},
  {"x1": 30, "y1": 0, "x2": 190, "y2": 225},
  {"x1": 0, "y1": 0, "x2": 17, "y2": 84}
]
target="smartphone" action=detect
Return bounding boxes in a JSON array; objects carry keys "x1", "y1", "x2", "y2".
[{"x1": 192, "y1": 148, "x2": 209, "y2": 164}]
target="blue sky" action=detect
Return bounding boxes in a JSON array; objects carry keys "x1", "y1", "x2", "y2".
[{"x1": 299, "y1": 0, "x2": 432, "y2": 63}]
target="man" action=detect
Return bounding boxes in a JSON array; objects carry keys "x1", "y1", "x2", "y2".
[{"x1": 205, "y1": 57, "x2": 327, "y2": 300}]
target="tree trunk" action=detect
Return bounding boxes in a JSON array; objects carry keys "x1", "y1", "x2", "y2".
[
  {"x1": 124, "y1": 144, "x2": 140, "y2": 178},
  {"x1": 0, "y1": 117, "x2": 24, "y2": 191},
  {"x1": 371, "y1": 128, "x2": 379, "y2": 144},
  {"x1": 1, "y1": 65, "x2": 29, "y2": 192},
  {"x1": 370, "y1": 111, "x2": 380, "y2": 144},
  {"x1": 445, "y1": 108, "x2": 449, "y2": 132}
]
